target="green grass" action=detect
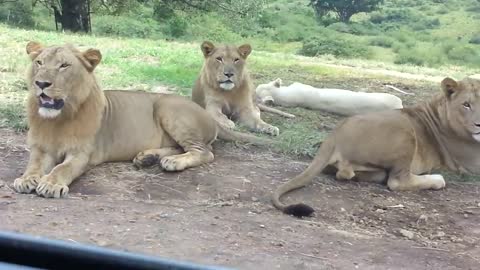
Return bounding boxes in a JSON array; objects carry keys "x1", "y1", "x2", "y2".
[{"x1": 0, "y1": 24, "x2": 478, "y2": 158}]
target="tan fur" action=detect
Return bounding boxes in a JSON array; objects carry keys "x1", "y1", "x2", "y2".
[
  {"x1": 13, "y1": 41, "x2": 270, "y2": 198},
  {"x1": 272, "y1": 77, "x2": 480, "y2": 216},
  {"x1": 192, "y1": 41, "x2": 280, "y2": 136}
]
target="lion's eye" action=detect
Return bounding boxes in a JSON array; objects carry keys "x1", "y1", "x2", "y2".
[
  {"x1": 234, "y1": 58, "x2": 240, "y2": 63},
  {"x1": 35, "y1": 60, "x2": 42, "y2": 66},
  {"x1": 463, "y1": 102, "x2": 471, "y2": 109},
  {"x1": 216, "y1": 57, "x2": 223, "y2": 63},
  {"x1": 59, "y1": 63, "x2": 70, "y2": 69}
]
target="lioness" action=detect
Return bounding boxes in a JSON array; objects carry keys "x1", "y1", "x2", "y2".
[
  {"x1": 272, "y1": 77, "x2": 480, "y2": 217},
  {"x1": 13, "y1": 41, "x2": 270, "y2": 198},
  {"x1": 192, "y1": 41, "x2": 280, "y2": 136}
]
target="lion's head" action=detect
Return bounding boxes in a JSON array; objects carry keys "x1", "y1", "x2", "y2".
[
  {"x1": 25, "y1": 41, "x2": 102, "y2": 119},
  {"x1": 441, "y1": 77, "x2": 480, "y2": 142},
  {"x1": 200, "y1": 41, "x2": 252, "y2": 91}
]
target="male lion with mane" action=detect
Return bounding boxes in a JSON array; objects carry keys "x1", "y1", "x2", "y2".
[
  {"x1": 272, "y1": 77, "x2": 480, "y2": 218},
  {"x1": 13, "y1": 41, "x2": 270, "y2": 198},
  {"x1": 192, "y1": 41, "x2": 281, "y2": 136}
]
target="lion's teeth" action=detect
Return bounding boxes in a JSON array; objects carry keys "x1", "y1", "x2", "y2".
[{"x1": 40, "y1": 96, "x2": 54, "y2": 105}]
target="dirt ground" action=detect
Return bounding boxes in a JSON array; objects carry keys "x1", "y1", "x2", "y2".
[{"x1": 0, "y1": 128, "x2": 479, "y2": 270}]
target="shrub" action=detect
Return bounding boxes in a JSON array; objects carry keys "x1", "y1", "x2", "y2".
[
  {"x1": 394, "y1": 49, "x2": 425, "y2": 66},
  {"x1": 446, "y1": 45, "x2": 479, "y2": 62},
  {"x1": 93, "y1": 15, "x2": 161, "y2": 39},
  {"x1": 327, "y1": 22, "x2": 379, "y2": 36},
  {"x1": 165, "y1": 16, "x2": 188, "y2": 38},
  {"x1": 369, "y1": 36, "x2": 395, "y2": 48},
  {"x1": 186, "y1": 14, "x2": 242, "y2": 43},
  {"x1": 299, "y1": 35, "x2": 371, "y2": 59},
  {"x1": 469, "y1": 34, "x2": 480, "y2": 45},
  {"x1": 0, "y1": 0, "x2": 34, "y2": 28}
]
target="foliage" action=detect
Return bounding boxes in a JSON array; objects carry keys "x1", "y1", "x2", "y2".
[
  {"x1": 0, "y1": 0, "x2": 34, "y2": 28},
  {"x1": 299, "y1": 35, "x2": 371, "y2": 59},
  {"x1": 369, "y1": 36, "x2": 395, "y2": 48},
  {"x1": 310, "y1": 0, "x2": 384, "y2": 22},
  {"x1": 92, "y1": 15, "x2": 161, "y2": 39},
  {"x1": 469, "y1": 33, "x2": 480, "y2": 44}
]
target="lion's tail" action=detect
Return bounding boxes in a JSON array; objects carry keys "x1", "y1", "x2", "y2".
[
  {"x1": 216, "y1": 125, "x2": 274, "y2": 146},
  {"x1": 271, "y1": 136, "x2": 335, "y2": 218},
  {"x1": 258, "y1": 104, "x2": 295, "y2": 119}
]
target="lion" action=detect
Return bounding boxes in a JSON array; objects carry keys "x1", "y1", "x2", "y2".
[
  {"x1": 256, "y1": 78, "x2": 403, "y2": 116},
  {"x1": 13, "y1": 41, "x2": 271, "y2": 198},
  {"x1": 272, "y1": 77, "x2": 480, "y2": 217},
  {"x1": 192, "y1": 41, "x2": 283, "y2": 136}
]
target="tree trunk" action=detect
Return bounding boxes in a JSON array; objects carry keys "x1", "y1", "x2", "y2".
[{"x1": 60, "y1": 0, "x2": 90, "y2": 33}]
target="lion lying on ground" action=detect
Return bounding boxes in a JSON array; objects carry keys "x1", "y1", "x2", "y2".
[
  {"x1": 13, "y1": 41, "x2": 270, "y2": 198},
  {"x1": 256, "y1": 78, "x2": 403, "y2": 116},
  {"x1": 192, "y1": 41, "x2": 283, "y2": 136},
  {"x1": 272, "y1": 77, "x2": 480, "y2": 217}
]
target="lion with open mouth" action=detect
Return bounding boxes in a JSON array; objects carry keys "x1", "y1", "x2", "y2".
[{"x1": 13, "y1": 41, "x2": 270, "y2": 198}]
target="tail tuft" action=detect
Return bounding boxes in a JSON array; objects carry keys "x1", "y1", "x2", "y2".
[{"x1": 283, "y1": 203, "x2": 315, "y2": 218}]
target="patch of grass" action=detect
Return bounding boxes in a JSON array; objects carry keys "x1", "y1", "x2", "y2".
[{"x1": 0, "y1": 103, "x2": 28, "y2": 131}]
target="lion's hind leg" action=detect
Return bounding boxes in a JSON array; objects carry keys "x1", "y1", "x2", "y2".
[{"x1": 133, "y1": 147, "x2": 183, "y2": 168}]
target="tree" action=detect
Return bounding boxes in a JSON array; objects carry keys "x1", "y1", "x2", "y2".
[
  {"x1": 310, "y1": 0, "x2": 384, "y2": 23},
  {"x1": 59, "y1": 0, "x2": 91, "y2": 32},
  {"x1": 34, "y1": 0, "x2": 91, "y2": 33}
]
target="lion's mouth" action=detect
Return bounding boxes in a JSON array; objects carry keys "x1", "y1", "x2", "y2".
[
  {"x1": 38, "y1": 93, "x2": 64, "y2": 110},
  {"x1": 220, "y1": 79, "x2": 233, "y2": 84}
]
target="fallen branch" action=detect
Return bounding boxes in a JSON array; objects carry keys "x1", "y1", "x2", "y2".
[
  {"x1": 412, "y1": 246, "x2": 450, "y2": 252},
  {"x1": 385, "y1": 85, "x2": 415, "y2": 96},
  {"x1": 295, "y1": 251, "x2": 329, "y2": 261}
]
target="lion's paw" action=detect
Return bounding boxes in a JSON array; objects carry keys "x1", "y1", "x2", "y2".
[
  {"x1": 13, "y1": 174, "x2": 41, "y2": 193},
  {"x1": 429, "y1": 174, "x2": 446, "y2": 190},
  {"x1": 133, "y1": 152, "x2": 159, "y2": 168},
  {"x1": 160, "y1": 156, "x2": 187, "y2": 172},
  {"x1": 259, "y1": 124, "x2": 279, "y2": 136},
  {"x1": 36, "y1": 178, "x2": 69, "y2": 198},
  {"x1": 219, "y1": 119, "x2": 235, "y2": 130}
]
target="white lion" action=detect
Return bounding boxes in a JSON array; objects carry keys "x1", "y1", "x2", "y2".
[{"x1": 256, "y1": 78, "x2": 403, "y2": 116}]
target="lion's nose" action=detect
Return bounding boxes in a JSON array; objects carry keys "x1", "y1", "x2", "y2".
[
  {"x1": 35, "y1": 81, "x2": 52, "y2": 90},
  {"x1": 224, "y1": 72, "x2": 234, "y2": 78}
]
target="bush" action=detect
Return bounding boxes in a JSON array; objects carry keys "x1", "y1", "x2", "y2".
[
  {"x1": 394, "y1": 49, "x2": 425, "y2": 66},
  {"x1": 327, "y1": 22, "x2": 379, "y2": 36},
  {"x1": 446, "y1": 45, "x2": 479, "y2": 62},
  {"x1": 370, "y1": 9, "x2": 414, "y2": 24},
  {"x1": 299, "y1": 35, "x2": 371, "y2": 59},
  {"x1": 469, "y1": 34, "x2": 480, "y2": 45},
  {"x1": 0, "y1": 0, "x2": 34, "y2": 28},
  {"x1": 164, "y1": 16, "x2": 188, "y2": 38},
  {"x1": 93, "y1": 15, "x2": 161, "y2": 39},
  {"x1": 369, "y1": 36, "x2": 395, "y2": 48},
  {"x1": 186, "y1": 14, "x2": 243, "y2": 43}
]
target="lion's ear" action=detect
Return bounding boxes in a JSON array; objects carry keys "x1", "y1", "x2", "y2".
[
  {"x1": 238, "y1": 44, "x2": 252, "y2": 59},
  {"x1": 273, "y1": 78, "x2": 282, "y2": 88},
  {"x1": 26, "y1": 41, "x2": 43, "y2": 60},
  {"x1": 81, "y1": 49, "x2": 102, "y2": 72},
  {"x1": 441, "y1": 77, "x2": 459, "y2": 98},
  {"x1": 201, "y1": 41, "x2": 215, "y2": 57}
]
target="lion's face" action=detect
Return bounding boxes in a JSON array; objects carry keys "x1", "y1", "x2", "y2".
[
  {"x1": 200, "y1": 41, "x2": 251, "y2": 91},
  {"x1": 25, "y1": 41, "x2": 102, "y2": 119},
  {"x1": 442, "y1": 77, "x2": 480, "y2": 142}
]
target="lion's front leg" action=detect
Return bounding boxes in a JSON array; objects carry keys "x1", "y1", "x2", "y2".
[
  {"x1": 205, "y1": 101, "x2": 235, "y2": 130},
  {"x1": 14, "y1": 147, "x2": 55, "y2": 194},
  {"x1": 238, "y1": 106, "x2": 279, "y2": 136},
  {"x1": 35, "y1": 153, "x2": 89, "y2": 198}
]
